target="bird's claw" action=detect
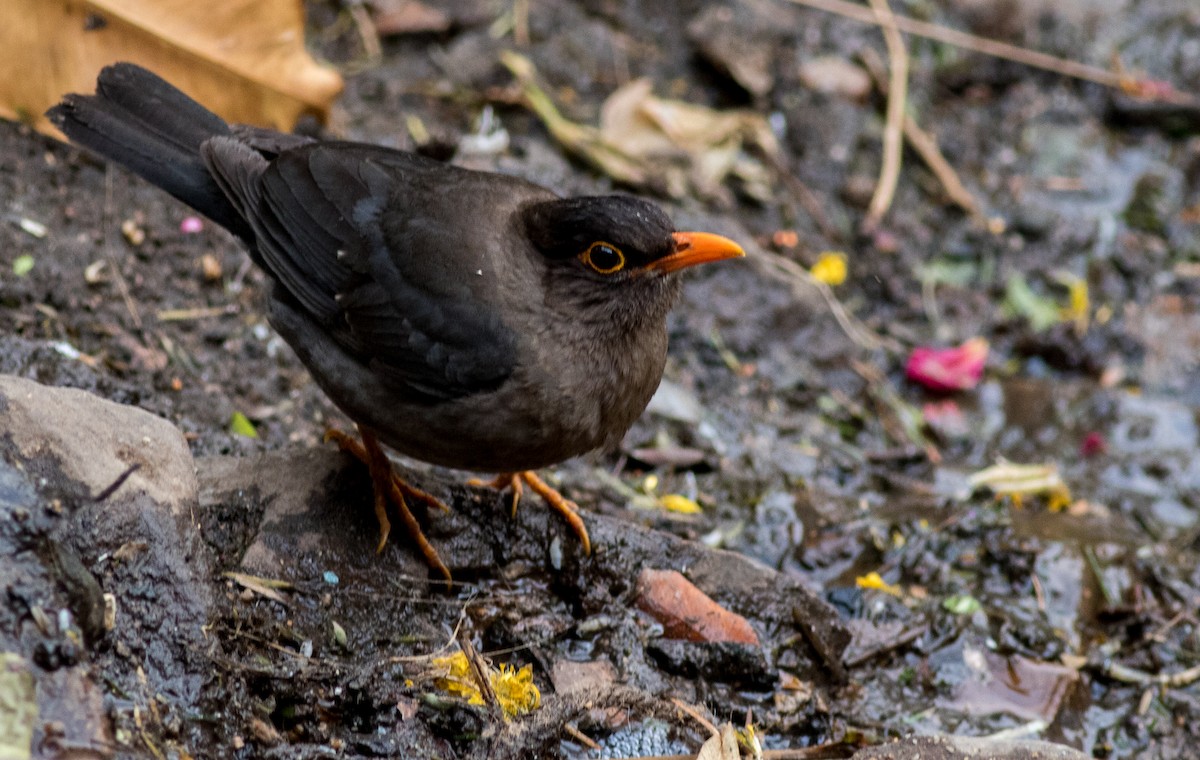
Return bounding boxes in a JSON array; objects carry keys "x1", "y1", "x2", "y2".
[{"x1": 471, "y1": 471, "x2": 591, "y2": 555}]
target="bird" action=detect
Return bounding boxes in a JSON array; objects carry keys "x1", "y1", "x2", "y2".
[{"x1": 48, "y1": 63, "x2": 744, "y2": 580}]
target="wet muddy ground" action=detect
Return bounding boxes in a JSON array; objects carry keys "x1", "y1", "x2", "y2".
[{"x1": 3, "y1": 0, "x2": 1200, "y2": 758}]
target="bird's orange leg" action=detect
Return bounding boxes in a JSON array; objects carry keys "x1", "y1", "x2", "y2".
[
  {"x1": 466, "y1": 473, "x2": 522, "y2": 517},
  {"x1": 469, "y1": 471, "x2": 591, "y2": 555},
  {"x1": 325, "y1": 426, "x2": 451, "y2": 581}
]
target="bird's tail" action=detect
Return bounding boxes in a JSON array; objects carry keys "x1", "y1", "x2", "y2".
[{"x1": 46, "y1": 63, "x2": 250, "y2": 239}]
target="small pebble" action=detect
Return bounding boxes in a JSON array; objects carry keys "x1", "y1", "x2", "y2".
[
  {"x1": 199, "y1": 253, "x2": 222, "y2": 281},
  {"x1": 120, "y1": 218, "x2": 145, "y2": 245}
]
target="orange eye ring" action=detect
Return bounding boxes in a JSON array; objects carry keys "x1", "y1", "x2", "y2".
[{"x1": 581, "y1": 241, "x2": 625, "y2": 274}]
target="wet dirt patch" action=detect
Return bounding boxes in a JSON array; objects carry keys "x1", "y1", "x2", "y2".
[{"x1": 3, "y1": 0, "x2": 1200, "y2": 757}]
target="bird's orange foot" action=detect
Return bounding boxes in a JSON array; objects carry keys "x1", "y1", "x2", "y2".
[
  {"x1": 467, "y1": 471, "x2": 591, "y2": 555},
  {"x1": 325, "y1": 426, "x2": 452, "y2": 581}
]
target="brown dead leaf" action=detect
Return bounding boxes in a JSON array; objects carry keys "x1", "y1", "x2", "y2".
[
  {"x1": 501, "y1": 52, "x2": 648, "y2": 187},
  {"x1": 3, "y1": 0, "x2": 343, "y2": 138},
  {"x1": 635, "y1": 568, "x2": 760, "y2": 645},
  {"x1": 696, "y1": 724, "x2": 740, "y2": 760},
  {"x1": 600, "y1": 78, "x2": 778, "y2": 201},
  {"x1": 502, "y1": 52, "x2": 776, "y2": 201}
]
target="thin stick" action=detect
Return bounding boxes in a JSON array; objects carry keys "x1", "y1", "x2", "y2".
[
  {"x1": 155, "y1": 305, "x2": 239, "y2": 322},
  {"x1": 862, "y1": 0, "x2": 907, "y2": 233},
  {"x1": 347, "y1": 0, "x2": 381, "y2": 67},
  {"x1": 760, "y1": 150, "x2": 842, "y2": 242},
  {"x1": 859, "y1": 48, "x2": 984, "y2": 221},
  {"x1": 1031, "y1": 571, "x2": 1046, "y2": 612},
  {"x1": 670, "y1": 697, "x2": 719, "y2": 736},
  {"x1": 784, "y1": 0, "x2": 1194, "y2": 102},
  {"x1": 513, "y1": 0, "x2": 530, "y2": 47},
  {"x1": 459, "y1": 632, "x2": 501, "y2": 715},
  {"x1": 562, "y1": 723, "x2": 601, "y2": 750},
  {"x1": 104, "y1": 167, "x2": 143, "y2": 331},
  {"x1": 750, "y1": 250, "x2": 901, "y2": 352},
  {"x1": 93, "y1": 463, "x2": 141, "y2": 502}
]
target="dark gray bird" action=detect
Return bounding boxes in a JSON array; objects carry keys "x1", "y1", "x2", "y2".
[{"x1": 48, "y1": 63, "x2": 744, "y2": 579}]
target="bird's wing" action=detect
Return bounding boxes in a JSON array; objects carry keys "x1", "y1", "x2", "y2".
[{"x1": 203, "y1": 139, "x2": 521, "y2": 401}]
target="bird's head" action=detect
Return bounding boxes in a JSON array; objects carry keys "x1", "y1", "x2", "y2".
[{"x1": 519, "y1": 195, "x2": 744, "y2": 327}]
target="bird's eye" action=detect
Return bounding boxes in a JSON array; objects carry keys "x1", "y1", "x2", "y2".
[{"x1": 580, "y1": 242, "x2": 625, "y2": 274}]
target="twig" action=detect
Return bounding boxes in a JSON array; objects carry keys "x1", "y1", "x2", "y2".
[
  {"x1": 345, "y1": 0, "x2": 382, "y2": 70},
  {"x1": 155, "y1": 305, "x2": 240, "y2": 322},
  {"x1": 104, "y1": 167, "x2": 143, "y2": 331},
  {"x1": 1083, "y1": 545, "x2": 1118, "y2": 607},
  {"x1": 459, "y1": 631, "x2": 501, "y2": 717},
  {"x1": 760, "y1": 150, "x2": 843, "y2": 243},
  {"x1": 671, "y1": 697, "x2": 719, "y2": 736},
  {"x1": 900, "y1": 117, "x2": 984, "y2": 219},
  {"x1": 93, "y1": 463, "x2": 141, "y2": 502},
  {"x1": 1103, "y1": 661, "x2": 1200, "y2": 689},
  {"x1": 783, "y1": 0, "x2": 1196, "y2": 102},
  {"x1": 1147, "y1": 608, "x2": 1192, "y2": 644},
  {"x1": 132, "y1": 705, "x2": 165, "y2": 760},
  {"x1": 750, "y1": 250, "x2": 901, "y2": 352},
  {"x1": 562, "y1": 723, "x2": 601, "y2": 750},
  {"x1": 982, "y1": 720, "x2": 1048, "y2": 742},
  {"x1": 859, "y1": 49, "x2": 985, "y2": 221},
  {"x1": 387, "y1": 600, "x2": 469, "y2": 662},
  {"x1": 512, "y1": 0, "x2": 530, "y2": 47},
  {"x1": 851, "y1": 358, "x2": 941, "y2": 463},
  {"x1": 1031, "y1": 571, "x2": 1046, "y2": 612},
  {"x1": 862, "y1": 0, "x2": 907, "y2": 233}
]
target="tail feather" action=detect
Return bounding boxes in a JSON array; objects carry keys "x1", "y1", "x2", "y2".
[{"x1": 46, "y1": 63, "x2": 251, "y2": 240}]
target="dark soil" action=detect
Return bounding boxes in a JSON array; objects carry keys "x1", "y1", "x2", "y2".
[{"x1": 3, "y1": 0, "x2": 1200, "y2": 758}]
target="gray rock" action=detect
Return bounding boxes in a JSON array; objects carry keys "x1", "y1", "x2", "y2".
[
  {"x1": 851, "y1": 734, "x2": 1088, "y2": 760},
  {"x1": 0, "y1": 374, "x2": 196, "y2": 514},
  {"x1": 646, "y1": 378, "x2": 704, "y2": 425},
  {"x1": 0, "y1": 375, "x2": 211, "y2": 758}
]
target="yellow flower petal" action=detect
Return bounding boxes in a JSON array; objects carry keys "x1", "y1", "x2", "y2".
[
  {"x1": 493, "y1": 663, "x2": 541, "y2": 718},
  {"x1": 811, "y1": 251, "x2": 848, "y2": 286},
  {"x1": 431, "y1": 651, "x2": 541, "y2": 719},
  {"x1": 855, "y1": 571, "x2": 901, "y2": 597},
  {"x1": 659, "y1": 494, "x2": 702, "y2": 514}
]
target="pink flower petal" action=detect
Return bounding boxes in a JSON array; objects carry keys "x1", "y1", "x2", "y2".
[
  {"x1": 180, "y1": 216, "x2": 204, "y2": 234},
  {"x1": 922, "y1": 399, "x2": 969, "y2": 438},
  {"x1": 1080, "y1": 431, "x2": 1107, "y2": 457},
  {"x1": 906, "y1": 337, "x2": 989, "y2": 392}
]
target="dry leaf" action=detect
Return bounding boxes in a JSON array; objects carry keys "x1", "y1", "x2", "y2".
[
  {"x1": 222, "y1": 571, "x2": 293, "y2": 605},
  {"x1": 502, "y1": 52, "x2": 777, "y2": 201},
  {"x1": 3, "y1": 0, "x2": 343, "y2": 138},
  {"x1": 501, "y1": 51, "x2": 648, "y2": 187},
  {"x1": 635, "y1": 568, "x2": 760, "y2": 645},
  {"x1": 599, "y1": 78, "x2": 779, "y2": 201},
  {"x1": 696, "y1": 724, "x2": 740, "y2": 760},
  {"x1": 967, "y1": 459, "x2": 1072, "y2": 510}
]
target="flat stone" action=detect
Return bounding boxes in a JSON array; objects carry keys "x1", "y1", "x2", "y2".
[
  {"x1": 851, "y1": 735, "x2": 1089, "y2": 760},
  {"x1": 0, "y1": 374, "x2": 196, "y2": 514}
]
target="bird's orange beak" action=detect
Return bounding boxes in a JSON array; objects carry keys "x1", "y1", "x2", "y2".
[{"x1": 647, "y1": 232, "x2": 746, "y2": 274}]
